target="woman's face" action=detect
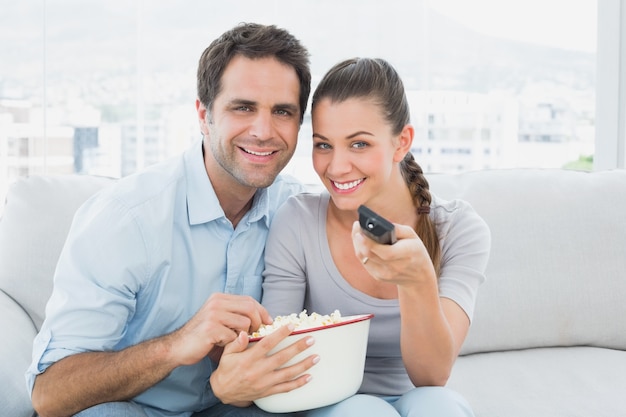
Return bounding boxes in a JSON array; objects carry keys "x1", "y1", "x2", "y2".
[{"x1": 311, "y1": 97, "x2": 410, "y2": 211}]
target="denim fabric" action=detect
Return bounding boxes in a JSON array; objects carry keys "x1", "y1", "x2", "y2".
[
  {"x1": 74, "y1": 402, "x2": 149, "y2": 417},
  {"x1": 74, "y1": 401, "x2": 292, "y2": 417},
  {"x1": 301, "y1": 387, "x2": 475, "y2": 417}
]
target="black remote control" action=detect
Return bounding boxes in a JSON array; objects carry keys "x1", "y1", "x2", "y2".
[{"x1": 358, "y1": 205, "x2": 397, "y2": 245}]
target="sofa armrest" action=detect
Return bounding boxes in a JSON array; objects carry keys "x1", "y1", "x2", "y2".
[{"x1": 0, "y1": 290, "x2": 37, "y2": 417}]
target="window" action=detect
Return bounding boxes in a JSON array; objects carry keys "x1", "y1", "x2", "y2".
[{"x1": 1, "y1": 0, "x2": 624, "y2": 208}]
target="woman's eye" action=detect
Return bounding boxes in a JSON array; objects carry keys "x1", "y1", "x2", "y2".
[
  {"x1": 314, "y1": 142, "x2": 331, "y2": 150},
  {"x1": 352, "y1": 141, "x2": 367, "y2": 149}
]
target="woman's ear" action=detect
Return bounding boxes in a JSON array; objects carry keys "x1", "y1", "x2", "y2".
[{"x1": 393, "y1": 124, "x2": 414, "y2": 162}]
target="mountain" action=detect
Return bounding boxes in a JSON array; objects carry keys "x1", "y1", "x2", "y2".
[{"x1": 0, "y1": 0, "x2": 595, "y2": 100}]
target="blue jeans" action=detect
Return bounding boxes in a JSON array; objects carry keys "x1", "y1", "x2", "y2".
[
  {"x1": 74, "y1": 401, "x2": 291, "y2": 417},
  {"x1": 300, "y1": 387, "x2": 475, "y2": 417}
]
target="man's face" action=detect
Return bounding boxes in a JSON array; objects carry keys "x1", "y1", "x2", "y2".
[{"x1": 197, "y1": 55, "x2": 301, "y2": 190}]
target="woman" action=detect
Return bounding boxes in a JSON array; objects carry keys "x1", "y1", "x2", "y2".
[{"x1": 261, "y1": 58, "x2": 490, "y2": 417}]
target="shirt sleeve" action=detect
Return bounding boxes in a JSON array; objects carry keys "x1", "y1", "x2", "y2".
[
  {"x1": 436, "y1": 199, "x2": 491, "y2": 322},
  {"x1": 26, "y1": 193, "x2": 149, "y2": 394},
  {"x1": 261, "y1": 196, "x2": 309, "y2": 318}
]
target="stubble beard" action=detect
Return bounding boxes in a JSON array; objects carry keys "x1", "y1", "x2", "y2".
[{"x1": 208, "y1": 135, "x2": 294, "y2": 189}]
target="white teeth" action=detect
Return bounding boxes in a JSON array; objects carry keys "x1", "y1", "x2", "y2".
[
  {"x1": 333, "y1": 179, "x2": 363, "y2": 190},
  {"x1": 243, "y1": 148, "x2": 274, "y2": 156}
]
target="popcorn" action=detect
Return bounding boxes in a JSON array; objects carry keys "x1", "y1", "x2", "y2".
[{"x1": 250, "y1": 310, "x2": 342, "y2": 338}]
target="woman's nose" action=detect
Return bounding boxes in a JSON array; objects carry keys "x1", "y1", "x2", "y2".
[{"x1": 326, "y1": 150, "x2": 352, "y2": 176}]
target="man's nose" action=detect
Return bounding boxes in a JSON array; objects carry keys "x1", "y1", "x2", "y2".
[{"x1": 248, "y1": 111, "x2": 274, "y2": 140}]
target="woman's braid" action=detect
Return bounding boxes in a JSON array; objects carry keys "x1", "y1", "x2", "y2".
[
  {"x1": 401, "y1": 153, "x2": 432, "y2": 211},
  {"x1": 401, "y1": 152, "x2": 441, "y2": 277}
]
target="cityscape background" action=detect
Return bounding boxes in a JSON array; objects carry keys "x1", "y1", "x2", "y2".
[{"x1": 0, "y1": 0, "x2": 597, "y2": 201}]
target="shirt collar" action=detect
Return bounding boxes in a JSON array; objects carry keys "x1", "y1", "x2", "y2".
[{"x1": 184, "y1": 139, "x2": 271, "y2": 228}]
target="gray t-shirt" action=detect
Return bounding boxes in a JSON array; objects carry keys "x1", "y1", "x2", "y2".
[{"x1": 262, "y1": 192, "x2": 490, "y2": 395}]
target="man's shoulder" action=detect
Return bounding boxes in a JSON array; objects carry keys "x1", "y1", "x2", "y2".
[
  {"x1": 272, "y1": 173, "x2": 306, "y2": 190},
  {"x1": 265, "y1": 173, "x2": 307, "y2": 204},
  {"x1": 88, "y1": 156, "x2": 186, "y2": 221}
]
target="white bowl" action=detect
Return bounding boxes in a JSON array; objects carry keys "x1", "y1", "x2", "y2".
[{"x1": 249, "y1": 313, "x2": 373, "y2": 413}]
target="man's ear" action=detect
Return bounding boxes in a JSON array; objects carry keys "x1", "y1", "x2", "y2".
[
  {"x1": 394, "y1": 124, "x2": 414, "y2": 162},
  {"x1": 196, "y1": 99, "x2": 210, "y2": 136}
]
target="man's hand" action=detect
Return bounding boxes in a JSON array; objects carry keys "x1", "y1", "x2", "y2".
[
  {"x1": 169, "y1": 293, "x2": 273, "y2": 367},
  {"x1": 31, "y1": 293, "x2": 275, "y2": 417},
  {"x1": 210, "y1": 323, "x2": 319, "y2": 406}
]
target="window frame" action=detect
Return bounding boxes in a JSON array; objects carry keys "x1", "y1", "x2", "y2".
[{"x1": 595, "y1": 0, "x2": 626, "y2": 170}]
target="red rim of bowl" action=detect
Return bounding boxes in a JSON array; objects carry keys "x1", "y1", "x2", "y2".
[{"x1": 248, "y1": 313, "x2": 374, "y2": 342}]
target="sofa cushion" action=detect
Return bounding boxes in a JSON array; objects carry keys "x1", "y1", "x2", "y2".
[
  {"x1": 447, "y1": 346, "x2": 626, "y2": 417},
  {"x1": 428, "y1": 169, "x2": 626, "y2": 354},
  {"x1": 0, "y1": 174, "x2": 114, "y2": 330},
  {"x1": 0, "y1": 290, "x2": 37, "y2": 417}
]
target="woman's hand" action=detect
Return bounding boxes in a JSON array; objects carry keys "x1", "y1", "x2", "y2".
[
  {"x1": 352, "y1": 221, "x2": 470, "y2": 387},
  {"x1": 351, "y1": 221, "x2": 437, "y2": 288},
  {"x1": 210, "y1": 324, "x2": 319, "y2": 405}
]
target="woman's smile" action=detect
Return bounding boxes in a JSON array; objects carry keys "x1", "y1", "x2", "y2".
[{"x1": 330, "y1": 178, "x2": 365, "y2": 192}]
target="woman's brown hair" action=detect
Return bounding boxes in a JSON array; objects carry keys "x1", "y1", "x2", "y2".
[{"x1": 312, "y1": 57, "x2": 441, "y2": 276}]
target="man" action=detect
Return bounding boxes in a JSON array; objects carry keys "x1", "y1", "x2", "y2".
[{"x1": 27, "y1": 23, "x2": 314, "y2": 417}]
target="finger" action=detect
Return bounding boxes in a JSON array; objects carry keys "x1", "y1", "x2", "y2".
[
  {"x1": 207, "y1": 324, "x2": 239, "y2": 348},
  {"x1": 252, "y1": 303, "x2": 273, "y2": 329},
  {"x1": 222, "y1": 331, "x2": 250, "y2": 355},
  {"x1": 219, "y1": 294, "x2": 272, "y2": 330},
  {"x1": 248, "y1": 324, "x2": 317, "y2": 371},
  {"x1": 251, "y1": 324, "x2": 296, "y2": 355},
  {"x1": 257, "y1": 337, "x2": 319, "y2": 396},
  {"x1": 351, "y1": 221, "x2": 371, "y2": 258},
  {"x1": 393, "y1": 223, "x2": 418, "y2": 240},
  {"x1": 274, "y1": 352, "x2": 320, "y2": 381},
  {"x1": 207, "y1": 294, "x2": 270, "y2": 334},
  {"x1": 351, "y1": 220, "x2": 366, "y2": 244},
  {"x1": 267, "y1": 333, "x2": 315, "y2": 366},
  {"x1": 229, "y1": 296, "x2": 272, "y2": 332},
  {"x1": 260, "y1": 331, "x2": 317, "y2": 374},
  {"x1": 260, "y1": 356, "x2": 319, "y2": 398}
]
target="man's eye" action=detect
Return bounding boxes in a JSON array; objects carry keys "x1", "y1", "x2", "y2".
[{"x1": 235, "y1": 106, "x2": 251, "y2": 112}]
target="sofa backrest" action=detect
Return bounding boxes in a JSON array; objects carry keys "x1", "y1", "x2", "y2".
[
  {"x1": 2, "y1": 170, "x2": 625, "y2": 353},
  {"x1": 0, "y1": 174, "x2": 115, "y2": 330},
  {"x1": 428, "y1": 168, "x2": 626, "y2": 355}
]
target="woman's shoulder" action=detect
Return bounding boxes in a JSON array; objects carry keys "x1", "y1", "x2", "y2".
[
  {"x1": 271, "y1": 191, "x2": 329, "y2": 226},
  {"x1": 281, "y1": 191, "x2": 328, "y2": 213},
  {"x1": 431, "y1": 194, "x2": 491, "y2": 254},
  {"x1": 431, "y1": 194, "x2": 490, "y2": 236},
  {"x1": 431, "y1": 194, "x2": 479, "y2": 219}
]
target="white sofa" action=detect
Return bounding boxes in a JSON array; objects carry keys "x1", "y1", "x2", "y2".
[{"x1": 1, "y1": 169, "x2": 625, "y2": 417}]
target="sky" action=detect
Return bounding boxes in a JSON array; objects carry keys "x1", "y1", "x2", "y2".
[{"x1": 427, "y1": 0, "x2": 597, "y2": 52}]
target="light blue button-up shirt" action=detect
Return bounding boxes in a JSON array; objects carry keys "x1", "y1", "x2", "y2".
[{"x1": 26, "y1": 139, "x2": 305, "y2": 416}]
